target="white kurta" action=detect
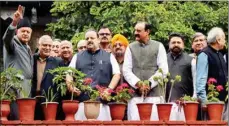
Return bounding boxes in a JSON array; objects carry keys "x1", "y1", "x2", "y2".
[
  {"x1": 123, "y1": 43, "x2": 169, "y2": 120},
  {"x1": 75, "y1": 102, "x2": 111, "y2": 121}
]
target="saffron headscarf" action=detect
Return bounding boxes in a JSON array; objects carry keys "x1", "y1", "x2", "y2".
[{"x1": 111, "y1": 34, "x2": 129, "y2": 47}]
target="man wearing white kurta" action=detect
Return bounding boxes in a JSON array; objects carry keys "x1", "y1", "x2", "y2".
[
  {"x1": 123, "y1": 22, "x2": 168, "y2": 120},
  {"x1": 67, "y1": 29, "x2": 120, "y2": 121}
]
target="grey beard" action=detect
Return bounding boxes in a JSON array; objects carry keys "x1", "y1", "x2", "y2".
[{"x1": 115, "y1": 52, "x2": 124, "y2": 57}]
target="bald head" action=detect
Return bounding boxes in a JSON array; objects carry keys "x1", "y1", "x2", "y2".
[
  {"x1": 77, "y1": 40, "x2": 87, "y2": 52},
  {"x1": 59, "y1": 40, "x2": 73, "y2": 61}
]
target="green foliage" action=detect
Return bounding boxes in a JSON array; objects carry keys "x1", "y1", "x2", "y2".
[
  {"x1": 43, "y1": 87, "x2": 58, "y2": 103},
  {"x1": 153, "y1": 68, "x2": 181, "y2": 103},
  {"x1": 46, "y1": 1, "x2": 228, "y2": 52},
  {"x1": 111, "y1": 83, "x2": 134, "y2": 103},
  {"x1": 48, "y1": 67, "x2": 86, "y2": 100},
  {"x1": 207, "y1": 78, "x2": 224, "y2": 103},
  {"x1": 0, "y1": 68, "x2": 23, "y2": 101},
  {"x1": 180, "y1": 94, "x2": 198, "y2": 102}
]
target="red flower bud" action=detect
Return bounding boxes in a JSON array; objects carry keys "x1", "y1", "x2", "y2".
[{"x1": 83, "y1": 78, "x2": 93, "y2": 85}]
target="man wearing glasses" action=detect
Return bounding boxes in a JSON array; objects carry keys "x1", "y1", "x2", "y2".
[{"x1": 98, "y1": 26, "x2": 112, "y2": 53}]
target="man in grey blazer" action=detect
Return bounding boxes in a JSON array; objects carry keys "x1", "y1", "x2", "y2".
[{"x1": 2, "y1": 5, "x2": 33, "y2": 120}]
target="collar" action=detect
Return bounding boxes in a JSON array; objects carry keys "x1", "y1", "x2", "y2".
[
  {"x1": 170, "y1": 51, "x2": 183, "y2": 60},
  {"x1": 37, "y1": 54, "x2": 49, "y2": 63},
  {"x1": 87, "y1": 49, "x2": 101, "y2": 54},
  {"x1": 138, "y1": 40, "x2": 150, "y2": 47},
  {"x1": 208, "y1": 45, "x2": 220, "y2": 53}
]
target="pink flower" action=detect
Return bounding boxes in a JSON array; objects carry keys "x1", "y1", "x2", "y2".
[
  {"x1": 208, "y1": 78, "x2": 217, "y2": 85},
  {"x1": 108, "y1": 89, "x2": 114, "y2": 93},
  {"x1": 128, "y1": 89, "x2": 134, "y2": 94},
  {"x1": 83, "y1": 78, "x2": 93, "y2": 85},
  {"x1": 121, "y1": 83, "x2": 129, "y2": 88},
  {"x1": 216, "y1": 85, "x2": 224, "y2": 92},
  {"x1": 116, "y1": 86, "x2": 123, "y2": 92}
]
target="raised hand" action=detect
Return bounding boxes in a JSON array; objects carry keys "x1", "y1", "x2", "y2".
[{"x1": 12, "y1": 5, "x2": 24, "y2": 26}]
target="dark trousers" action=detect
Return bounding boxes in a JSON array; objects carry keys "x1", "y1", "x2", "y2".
[{"x1": 8, "y1": 101, "x2": 18, "y2": 120}]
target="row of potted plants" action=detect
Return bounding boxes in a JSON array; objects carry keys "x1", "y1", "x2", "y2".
[{"x1": 1, "y1": 67, "x2": 227, "y2": 121}]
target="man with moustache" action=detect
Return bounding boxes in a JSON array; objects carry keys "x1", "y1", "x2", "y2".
[
  {"x1": 196, "y1": 27, "x2": 228, "y2": 120},
  {"x1": 59, "y1": 40, "x2": 74, "y2": 66},
  {"x1": 98, "y1": 26, "x2": 112, "y2": 53},
  {"x1": 189, "y1": 32, "x2": 208, "y2": 120},
  {"x1": 31, "y1": 35, "x2": 61, "y2": 120},
  {"x1": 166, "y1": 33, "x2": 193, "y2": 121},
  {"x1": 3, "y1": 5, "x2": 33, "y2": 120},
  {"x1": 167, "y1": 33, "x2": 193, "y2": 102},
  {"x1": 67, "y1": 29, "x2": 120, "y2": 120},
  {"x1": 111, "y1": 34, "x2": 129, "y2": 84},
  {"x1": 123, "y1": 22, "x2": 168, "y2": 120},
  {"x1": 189, "y1": 32, "x2": 207, "y2": 98}
]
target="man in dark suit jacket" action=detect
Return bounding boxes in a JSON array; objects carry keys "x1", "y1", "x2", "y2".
[{"x1": 31, "y1": 35, "x2": 62, "y2": 120}]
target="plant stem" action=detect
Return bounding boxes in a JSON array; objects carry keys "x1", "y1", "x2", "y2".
[{"x1": 168, "y1": 82, "x2": 174, "y2": 102}]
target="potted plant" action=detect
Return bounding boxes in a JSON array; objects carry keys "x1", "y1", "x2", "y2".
[
  {"x1": 0, "y1": 68, "x2": 23, "y2": 121},
  {"x1": 153, "y1": 68, "x2": 181, "y2": 121},
  {"x1": 78, "y1": 77, "x2": 100, "y2": 120},
  {"x1": 49, "y1": 67, "x2": 86, "y2": 121},
  {"x1": 41, "y1": 87, "x2": 59, "y2": 121},
  {"x1": 135, "y1": 80, "x2": 154, "y2": 120},
  {"x1": 205, "y1": 78, "x2": 224, "y2": 121},
  {"x1": 177, "y1": 95, "x2": 198, "y2": 121},
  {"x1": 97, "y1": 83, "x2": 134, "y2": 120},
  {"x1": 16, "y1": 81, "x2": 37, "y2": 121}
]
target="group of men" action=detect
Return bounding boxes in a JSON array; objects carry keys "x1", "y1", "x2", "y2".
[{"x1": 3, "y1": 5, "x2": 228, "y2": 121}]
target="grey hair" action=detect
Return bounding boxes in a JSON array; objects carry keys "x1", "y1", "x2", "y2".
[
  {"x1": 207, "y1": 27, "x2": 225, "y2": 44},
  {"x1": 38, "y1": 35, "x2": 52, "y2": 44},
  {"x1": 191, "y1": 32, "x2": 206, "y2": 43},
  {"x1": 60, "y1": 40, "x2": 73, "y2": 48}
]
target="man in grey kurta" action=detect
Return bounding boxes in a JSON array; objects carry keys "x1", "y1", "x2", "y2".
[
  {"x1": 2, "y1": 5, "x2": 33, "y2": 120},
  {"x1": 123, "y1": 22, "x2": 168, "y2": 120}
]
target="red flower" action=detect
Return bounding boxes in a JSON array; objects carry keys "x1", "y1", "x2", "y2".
[
  {"x1": 116, "y1": 86, "x2": 123, "y2": 92},
  {"x1": 121, "y1": 83, "x2": 129, "y2": 88},
  {"x1": 207, "y1": 78, "x2": 217, "y2": 85},
  {"x1": 108, "y1": 89, "x2": 114, "y2": 93},
  {"x1": 216, "y1": 85, "x2": 224, "y2": 92},
  {"x1": 128, "y1": 89, "x2": 134, "y2": 94},
  {"x1": 83, "y1": 78, "x2": 93, "y2": 85}
]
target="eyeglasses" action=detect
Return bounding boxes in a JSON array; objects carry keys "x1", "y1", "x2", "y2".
[
  {"x1": 99, "y1": 33, "x2": 111, "y2": 36},
  {"x1": 78, "y1": 46, "x2": 87, "y2": 50}
]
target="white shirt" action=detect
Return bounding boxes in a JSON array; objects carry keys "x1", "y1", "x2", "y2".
[
  {"x1": 123, "y1": 42, "x2": 168, "y2": 89},
  {"x1": 69, "y1": 52, "x2": 120, "y2": 75}
]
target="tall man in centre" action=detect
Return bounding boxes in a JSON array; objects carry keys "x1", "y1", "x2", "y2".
[
  {"x1": 68, "y1": 29, "x2": 120, "y2": 120},
  {"x1": 123, "y1": 22, "x2": 168, "y2": 120}
]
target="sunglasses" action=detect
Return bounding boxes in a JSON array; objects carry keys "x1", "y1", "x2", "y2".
[{"x1": 99, "y1": 33, "x2": 111, "y2": 36}]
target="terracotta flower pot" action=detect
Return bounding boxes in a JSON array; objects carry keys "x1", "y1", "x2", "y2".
[
  {"x1": 136, "y1": 103, "x2": 153, "y2": 120},
  {"x1": 109, "y1": 102, "x2": 126, "y2": 120},
  {"x1": 84, "y1": 101, "x2": 100, "y2": 120},
  {"x1": 17, "y1": 98, "x2": 36, "y2": 121},
  {"x1": 0, "y1": 100, "x2": 11, "y2": 121},
  {"x1": 207, "y1": 102, "x2": 224, "y2": 121},
  {"x1": 183, "y1": 101, "x2": 199, "y2": 121},
  {"x1": 156, "y1": 103, "x2": 172, "y2": 121},
  {"x1": 42, "y1": 102, "x2": 59, "y2": 121},
  {"x1": 62, "y1": 100, "x2": 79, "y2": 121}
]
